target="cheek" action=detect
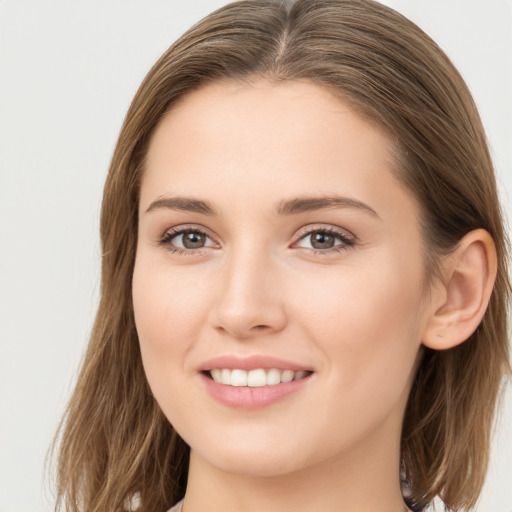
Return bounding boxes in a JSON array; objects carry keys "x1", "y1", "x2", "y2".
[
  {"x1": 295, "y1": 256, "x2": 423, "y2": 334},
  {"x1": 132, "y1": 256, "x2": 211, "y2": 377},
  {"x1": 291, "y1": 255, "x2": 425, "y2": 394},
  {"x1": 132, "y1": 256, "x2": 214, "y2": 431}
]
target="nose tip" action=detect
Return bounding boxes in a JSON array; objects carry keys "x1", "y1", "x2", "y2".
[
  {"x1": 213, "y1": 300, "x2": 287, "y2": 339},
  {"x1": 210, "y1": 258, "x2": 287, "y2": 339},
  {"x1": 216, "y1": 321, "x2": 281, "y2": 340}
]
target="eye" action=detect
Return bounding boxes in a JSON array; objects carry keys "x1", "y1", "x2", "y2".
[
  {"x1": 159, "y1": 227, "x2": 217, "y2": 252},
  {"x1": 293, "y1": 227, "x2": 355, "y2": 253}
]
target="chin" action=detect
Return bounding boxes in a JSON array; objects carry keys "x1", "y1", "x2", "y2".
[
  {"x1": 197, "y1": 447, "x2": 305, "y2": 478},
  {"x1": 186, "y1": 425, "x2": 329, "y2": 479}
]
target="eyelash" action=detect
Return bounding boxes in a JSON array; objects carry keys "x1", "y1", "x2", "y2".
[
  {"x1": 158, "y1": 225, "x2": 356, "y2": 256},
  {"x1": 158, "y1": 225, "x2": 216, "y2": 256},
  {"x1": 292, "y1": 226, "x2": 356, "y2": 255}
]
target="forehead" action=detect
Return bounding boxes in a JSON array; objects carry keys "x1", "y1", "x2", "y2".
[
  {"x1": 147, "y1": 80, "x2": 391, "y2": 171},
  {"x1": 141, "y1": 79, "x2": 418, "y2": 226}
]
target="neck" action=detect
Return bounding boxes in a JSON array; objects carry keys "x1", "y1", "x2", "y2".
[{"x1": 182, "y1": 412, "x2": 408, "y2": 512}]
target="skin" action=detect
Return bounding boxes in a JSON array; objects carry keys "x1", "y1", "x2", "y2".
[{"x1": 132, "y1": 80, "x2": 439, "y2": 512}]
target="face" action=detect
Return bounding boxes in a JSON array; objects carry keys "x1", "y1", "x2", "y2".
[{"x1": 133, "y1": 80, "x2": 432, "y2": 478}]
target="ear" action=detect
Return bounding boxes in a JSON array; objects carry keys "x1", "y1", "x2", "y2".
[{"x1": 422, "y1": 229, "x2": 497, "y2": 350}]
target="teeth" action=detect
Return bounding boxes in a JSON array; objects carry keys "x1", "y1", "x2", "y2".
[
  {"x1": 281, "y1": 370, "x2": 294, "y2": 383},
  {"x1": 209, "y1": 368, "x2": 310, "y2": 387},
  {"x1": 247, "y1": 368, "x2": 266, "y2": 387},
  {"x1": 266, "y1": 368, "x2": 281, "y2": 386},
  {"x1": 221, "y1": 368, "x2": 231, "y2": 384},
  {"x1": 231, "y1": 369, "x2": 247, "y2": 387}
]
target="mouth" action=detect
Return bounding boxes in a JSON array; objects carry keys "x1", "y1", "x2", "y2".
[
  {"x1": 203, "y1": 368, "x2": 313, "y2": 387},
  {"x1": 198, "y1": 355, "x2": 314, "y2": 409}
]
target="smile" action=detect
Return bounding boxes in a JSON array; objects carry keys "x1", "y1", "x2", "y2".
[
  {"x1": 198, "y1": 355, "x2": 314, "y2": 409},
  {"x1": 208, "y1": 368, "x2": 310, "y2": 387}
]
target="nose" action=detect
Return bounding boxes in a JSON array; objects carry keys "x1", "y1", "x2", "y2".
[{"x1": 210, "y1": 245, "x2": 287, "y2": 339}]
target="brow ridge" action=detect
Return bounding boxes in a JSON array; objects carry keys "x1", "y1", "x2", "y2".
[
  {"x1": 275, "y1": 196, "x2": 380, "y2": 218},
  {"x1": 145, "y1": 197, "x2": 217, "y2": 215},
  {"x1": 145, "y1": 195, "x2": 379, "y2": 219}
]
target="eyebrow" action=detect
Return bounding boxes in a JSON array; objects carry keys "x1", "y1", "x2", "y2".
[
  {"x1": 275, "y1": 196, "x2": 380, "y2": 218},
  {"x1": 145, "y1": 195, "x2": 380, "y2": 219},
  {"x1": 146, "y1": 197, "x2": 218, "y2": 215}
]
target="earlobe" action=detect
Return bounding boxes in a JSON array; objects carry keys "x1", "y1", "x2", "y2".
[{"x1": 422, "y1": 229, "x2": 497, "y2": 350}]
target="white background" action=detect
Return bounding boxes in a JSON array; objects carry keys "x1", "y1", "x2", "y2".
[{"x1": 0, "y1": 1, "x2": 510, "y2": 511}]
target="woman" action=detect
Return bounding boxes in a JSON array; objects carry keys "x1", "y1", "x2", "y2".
[{"x1": 54, "y1": 1, "x2": 510, "y2": 511}]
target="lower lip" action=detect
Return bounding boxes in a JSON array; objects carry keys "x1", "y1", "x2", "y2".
[{"x1": 200, "y1": 373, "x2": 312, "y2": 410}]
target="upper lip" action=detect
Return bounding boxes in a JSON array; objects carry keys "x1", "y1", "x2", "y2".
[{"x1": 198, "y1": 355, "x2": 312, "y2": 372}]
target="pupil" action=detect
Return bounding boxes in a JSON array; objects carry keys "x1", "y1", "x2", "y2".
[
  {"x1": 183, "y1": 231, "x2": 205, "y2": 249},
  {"x1": 311, "y1": 231, "x2": 334, "y2": 249}
]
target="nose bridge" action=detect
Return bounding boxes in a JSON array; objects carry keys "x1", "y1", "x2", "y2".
[{"x1": 212, "y1": 238, "x2": 286, "y2": 338}]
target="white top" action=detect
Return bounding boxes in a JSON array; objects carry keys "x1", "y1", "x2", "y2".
[{"x1": 168, "y1": 498, "x2": 184, "y2": 512}]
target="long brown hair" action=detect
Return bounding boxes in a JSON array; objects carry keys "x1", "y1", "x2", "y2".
[{"x1": 53, "y1": 1, "x2": 510, "y2": 511}]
